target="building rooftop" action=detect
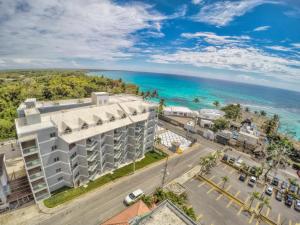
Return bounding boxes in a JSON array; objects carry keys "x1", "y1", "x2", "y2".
[
  {"x1": 131, "y1": 200, "x2": 198, "y2": 225},
  {"x1": 102, "y1": 200, "x2": 150, "y2": 225}
]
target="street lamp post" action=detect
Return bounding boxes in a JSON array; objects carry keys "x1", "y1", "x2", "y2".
[{"x1": 161, "y1": 156, "x2": 169, "y2": 187}]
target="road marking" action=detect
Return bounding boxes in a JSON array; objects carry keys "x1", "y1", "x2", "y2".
[
  {"x1": 254, "y1": 202, "x2": 260, "y2": 212},
  {"x1": 225, "y1": 185, "x2": 232, "y2": 191},
  {"x1": 255, "y1": 220, "x2": 260, "y2": 225},
  {"x1": 209, "y1": 175, "x2": 215, "y2": 180},
  {"x1": 198, "y1": 182, "x2": 206, "y2": 188},
  {"x1": 207, "y1": 187, "x2": 215, "y2": 194},
  {"x1": 249, "y1": 213, "x2": 255, "y2": 224},
  {"x1": 237, "y1": 206, "x2": 243, "y2": 216},
  {"x1": 216, "y1": 194, "x2": 223, "y2": 201},
  {"x1": 235, "y1": 190, "x2": 240, "y2": 198},
  {"x1": 197, "y1": 214, "x2": 203, "y2": 221},
  {"x1": 265, "y1": 208, "x2": 270, "y2": 217},
  {"x1": 277, "y1": 214, "x2": 281, "y2": 224},
  {"x1": 244, "y1": 196, "x2": 250, "y2": 205},
  {"x1": 226, "y1": 200, "x2": 233, "y2": 208}
]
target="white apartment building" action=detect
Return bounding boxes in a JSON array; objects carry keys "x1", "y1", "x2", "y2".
[{"x1": 15, "y1": 92, "x2": 157, "y2": 202}]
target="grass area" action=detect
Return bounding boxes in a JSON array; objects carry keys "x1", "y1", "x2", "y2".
[{"x1": 44, "y1": 150, "x2": 167, "y2": 208}]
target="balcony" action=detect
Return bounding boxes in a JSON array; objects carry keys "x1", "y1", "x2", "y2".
[
  {"x1": 23, "y1": 146, "x2": 38, "y2": 156},
  {"x1": 88, "y1": 163, "x2": 98, "y2": 172},
  {"x1": 32, "y1": 182, "x2": 47, "y2": 193},
  {"x1": 26, "y1": 158, "x2": 41, "y2": 169},
  {"x1": 35, "y1": 190, "x2": 49, "y2": 201},
  {"x1": 114, "y1": 142, "x2": 123, "y2": 151},
  {"x1": 86, "y1": 140, "x2": 98, "y2": 151},
  {"x1": 87, "y1": 152, "x2": 98, "y2": 162},
  {"x1": 29, "y1": 171, "x2": 44, "y2": 181}
]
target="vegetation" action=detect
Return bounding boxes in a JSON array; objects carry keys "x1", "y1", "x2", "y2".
[
  {"x1": 221, "y1": 104, "x2": 242, "y2": 121},
  {"x1": 0, "y1": 70, "x2": 139, "y2": 141},
  {"x1": 260, "y1": 110, "x2": 267, "y2": 116},
  {"x1": 248, "y1": 191, "x2": 260, "y2": 209},
  {"x1": 245, "y1": 107, "x2": 250, "y2": 112},
  {"x1": 258, "y1": 197, "x2": 271, "y2": 215},
  {"x1": 213, "y1": 100, "x2": 220, "y2": 108},
  {"x1": 263, "y1": 114, "x2": 280, "y2": 137},
  {"x1": 193, "y1": 97, "x2": 200, "y2": 103},
  {"x1": 199, "y1": 150, "x2": 222, "y2": 175},
  {"x1": 44, "y1": 150, "x2": 166, "y2": 208},
  {"x1": 221, "y1": 176, "x2": 229, "y2": 188},
  {"x1": 150, "y1": 188, "x2": 197, "y2": 221},
  {"x1": 158, "y1": 98, "x2": 166, "y2": 115},
  {"x1": 212, "y1": 118, "x2": 229, "y2": 132}
]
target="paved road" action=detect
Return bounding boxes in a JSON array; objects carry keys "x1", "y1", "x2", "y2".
[{"x1": 31, "y1": 144, "x2": 220, "y2": 225}]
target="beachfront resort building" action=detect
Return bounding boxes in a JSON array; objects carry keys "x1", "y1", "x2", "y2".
[
  {"x1": 163, "y1": 106, "x2": 198, "y2": 118},
  {"x1": 15, "y1": 92, "x2": 157, "y2": 201}
]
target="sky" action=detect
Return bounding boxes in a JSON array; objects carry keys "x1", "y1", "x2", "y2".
[{"x1": 0, "y1": 0, "x2": 300, "y2": 91}]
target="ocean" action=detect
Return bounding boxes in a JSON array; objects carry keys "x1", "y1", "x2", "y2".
[{"x1": 89, "y1": 70, "x2": 300, "y2": 141}]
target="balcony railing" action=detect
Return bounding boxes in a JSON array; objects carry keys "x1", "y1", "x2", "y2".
[
  {"x1": 29, "y1": 171, "x2": 43, "y2": 181},
  {"x1": 23, "y1": 146, "x2": 38, "y2": 156},
  {"x1": 32, "y1": 182, "x2": 47, "y2": 192},
  {"x1": 86, "y1": 141, "x2": 98, "y2": 151},
  {"x1": 87, "y1": 152, "x2": 98, "y2": 162},
  {"x1": 26, "y1": 159, "x2": 41, "y2": 169},
  {"x1": 88, "y1": 163, "x2": 98, "y2": 172}
]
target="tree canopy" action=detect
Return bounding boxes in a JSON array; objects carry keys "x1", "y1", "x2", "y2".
[{"x1": 0, "y1": 70, "x2": 139, "y2": 140}]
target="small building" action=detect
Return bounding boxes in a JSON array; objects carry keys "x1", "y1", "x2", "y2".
[
  {"x1": 203, "y1": 130, "x2": 215, "y2": 141},
  {"x1": 198, "y1": 109, "x2": 225, "y2": 121},
  {"x1": 238, "y1": 131, "x2": 259, "y2": 147},
  {"x1": 0, "y1": 154, "x2": 10, "y2": 210},
  {"x1": 216, "y1": 130, "x2": 232, "y2": 145},
  {"x1": 199, "y1": 119, "x2": 213, "y2": 128},
  {"x1": 184, "y1": 120, "x2": 196, "y2": 133},
  {"x1": 164, "y1": 106, "x2": 198, "y2": 118},
  {"x1": 130, "y1": 200, "x2": 198, "y2": 225}
]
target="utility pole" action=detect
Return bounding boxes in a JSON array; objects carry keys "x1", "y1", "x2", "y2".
[{"x1": 161, "y1": 156, "x2": 169, "y2": 187}]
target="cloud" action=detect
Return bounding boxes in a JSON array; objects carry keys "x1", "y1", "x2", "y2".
[
  {"x1": 181, "y1": 32, "x2": 250, "y2": 45},
  {"x1": 253, "y1": 25, "x2": 271, "y2": 31},
  {"x1": 192, "y1": 0, "x2": 276, "y2": 26},
  {"x1": 0, "y1": 0, "x2": 166, "y2": 67},
  {"x1": 265, "y1": 45, "x2": 291, "y2": 51},
  {"x1": 150, "y1": 46, "x2": 300, "y2": 79},
  {"x1": 192, "y1": 0, "x2": 203, "y2": 5}
]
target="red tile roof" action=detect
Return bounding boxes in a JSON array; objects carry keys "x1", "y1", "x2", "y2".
[{"x1": 101, "y1": 200, "x2": 150, "y2": 225}]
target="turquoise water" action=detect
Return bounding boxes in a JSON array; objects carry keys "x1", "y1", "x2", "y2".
[{"x1": 89, "y1": 70, "x2": 300, "y2": 140}]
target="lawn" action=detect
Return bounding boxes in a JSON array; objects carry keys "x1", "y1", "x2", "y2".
[{"x1": 44, "y1": 150, "x2": 167, "y2": 208}]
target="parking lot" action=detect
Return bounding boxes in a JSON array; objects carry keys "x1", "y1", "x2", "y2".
[{"x1": 183, "y1": 160, "x2": 300, "y2": 225}]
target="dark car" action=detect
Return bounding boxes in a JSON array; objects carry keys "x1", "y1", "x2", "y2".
[
  {"x1": 249, "y1": 167, "x2": 256, "y2": 175},
  {"x1": 275, "y1": 191, "x2": 283, "y2": 201},
  {"x1": 289, "y1": 184, "x2": 298, "y2": 194},
  {"x1": 222, "y1": 154, "x2": 228, "y2": 162},
  {"x1": 239, "y1": 173, "x2": 246, "y2": 182},
  {"x1": 271, "y1": 177, "x2": 279, "y2": 186},
  {"x1": 228, "y1": 157, "x2": 235, "y2": 164},
  {"x1": 285, "y1": 195, "x2": 293, "y2": 207}
]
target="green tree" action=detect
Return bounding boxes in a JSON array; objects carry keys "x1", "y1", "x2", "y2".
[
  {"x1": 212, "y1": 118, "x2": 229, "y2": 132},
  {"x1": 221, "y1": 176, "x2": 229, "y2": 188},
  {"x1": 258, "y1": 197, "x2": 271, "y2": 214},
  {"x1": 158, "y1": 98, "x2": 165, "y2": 115},
  {"x1": 260, "y1": 110, "x2": 267, "y2": 116},
  {"x1": 213, "y1": 100, "x2": 220, "y2": 108},
  {"x1": 221, "y1": 104, "x2": 241, "y2": 121},
  {"x1": 248, "y1": 191, "x2": 260, "y2": 210},
  {"x1": 193, "y1": 97, "x2": 200, "y2": 103},
  {"x1": 245, "y1": 107, "x2": 250, "y2": 112}
]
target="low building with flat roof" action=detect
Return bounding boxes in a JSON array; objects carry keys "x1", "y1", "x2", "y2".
[
  {"x1": 164, "y1": 106, "x2": 198, "y2": 118},
  {"x1": 198, "y1": 109, "x2": 225, "y2": 121}
]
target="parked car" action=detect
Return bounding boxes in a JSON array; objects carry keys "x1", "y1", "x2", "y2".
[
  {"x1": 295, "y1": 199, "x2": 300, "y2": 211},
  {"x1": 248, "y1": 176, "x2": 257, "y2": 187},
  {"x1": 228, "y1": 157, "x2": 235, "y2": 164},
  {"x1": 249, "y1": 167, "x2": 256, "y2": 175},
  {"x1": 285, "y1": 195, "x2": 293, "y2": 207},
  {"x1": 124, "y1": 189, "x2": 144, "y2": 205},
  {"x1": 222, "y1": 154, "x2": 228, "y2": 162},
  {"x1": 234, "y1": 159, "x2": 243, "y2": 168},
  {"x1": 265, "y1": 186, "x2": 273, "y2": 196},
  {"x1": 271, "y1": 177, "x2": 279, "y2": 186},
  {"x1": 275, "y1": 190, "x2": 283, "y2": 201},
  {"x1": 281, "y1": 181, "x2": 288, "y2": 190},
  {"x1": 289, "y1": 184, "x2": 298, "y2": 194},
  {"x1": 239, "y1": 173, "x2": 246, "y2": 182}
]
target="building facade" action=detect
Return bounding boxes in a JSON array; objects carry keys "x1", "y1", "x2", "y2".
[
  {"x1": 0, "y1": 154, "x2": 10, "y2": 209},
  {"x1": 15, "y1": 92, "x2": 157, "y2": 202}
]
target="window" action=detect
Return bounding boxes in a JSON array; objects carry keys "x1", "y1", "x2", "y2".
[
  {"x1": 56, "y1": 168, "x2": 61, "y2": 173},
  {"x1": 64, "y1": 127, "x2": 72, "y2": 134},
  {"x1": 54, "y1": 157, "x2": 59, "y2": 162},
  {"x1": 70, "y1": 152, "x2": 77, "y2": 159},
  {"x1": 72, "y1": 162, "x2": 78, "y2": 169},
  {"x1": 69, "y1": 143, "x2": 76, "y2": 150},
  {"x1": 50, "y1": 132, "x2": 56, "y2": 138},
  {"x1": 51, "y1": 145, "x2": 57, "y2": 151},
  {"x1": 109, "y1": 116, "x2": 115, "y2": 122},
  {"x1": 57, "y1": 177, "x2": 63, "y2": 182},
  {"x1": 96, "y1": 119, "x2": 103, "y2": 126},
  {"x1": 81, "y1": 123, "x2": 88, "y2": 130},
  {"x1": 75, "y1": 172, "x2": 79, "y2": 178}
]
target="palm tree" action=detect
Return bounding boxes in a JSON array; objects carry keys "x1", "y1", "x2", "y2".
[
  {"x1": 248, "y1": 191, "x2": 260, "y2": 210},
  {"x1": 213, "y1": 100, "x2": 220, "y2": 108},
  {"x1": 221, "y1": 176, "x2": 229, "y2": 188},
  {"x1": 245, "y1": 107, "x2": 250, "y2": 112},
  {"x1": 158, "y1": 98, "x2": 165, "y2": 115},
  {"x1": 193, "y1": 97, "x2": 200, "y2": 103},
  {"x1": 260, "y1": 110, "x2": 267, "y2": 116},
  {"x1": 258, "y1": 197, "x2": 271, "y2": 214}
]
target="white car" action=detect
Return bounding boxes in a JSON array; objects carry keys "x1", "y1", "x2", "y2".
[
  {"x1": 124, "y1": 189, "x2": 144, "y2": 205},
  {"x1": 234, "y1": 159, "x2": 243, "y2": 168},
  {"x1": 248, "y1": 176, "x2": 257, "y2": 187},
  {"x1": 265, "y1": 186, "x2": 273, "y2": 196}
]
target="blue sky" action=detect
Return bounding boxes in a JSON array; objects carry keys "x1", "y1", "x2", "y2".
[{"x1": 0, "y1": 0, "x2": 300, "y2": 91}]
